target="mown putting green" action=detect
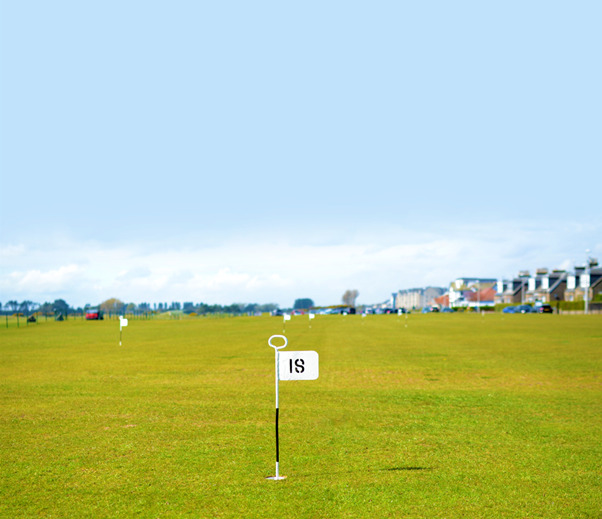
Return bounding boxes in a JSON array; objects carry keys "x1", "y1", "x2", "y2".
[{"x1": 1, "y1": 314, "x2": 601, "y2": 517}]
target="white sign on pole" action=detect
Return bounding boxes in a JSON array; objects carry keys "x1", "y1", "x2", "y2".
[
  {"x1": 119, "y1": 317, "x2": 128, "y2": 345},
  {"x1": 308, "y1": 313, "x2": 315, "y2": 329},
  {"x1": 282, "y1": 313, "x2": 291, "y2": 333},
  {"x1": 266, "y1": 335, "x2": 319, "y2": 481},
  {"x1": 279, "y1": 351, "x2": 319, "y2": 381}
]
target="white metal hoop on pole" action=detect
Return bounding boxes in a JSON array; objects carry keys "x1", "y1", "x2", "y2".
[{"x1": 268, "y1": 335, "x2": 288, "y2": 350}]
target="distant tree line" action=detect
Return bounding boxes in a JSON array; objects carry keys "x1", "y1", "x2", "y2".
[
  {"x1": 0, "y1": 299, "x2": 280, "y2": 316},
  {"x1": 182, "y1": 302, "x2": 278, "y2": 315},
  {"x1": 0, "y1": 299, "x2": 77, "y2": 316},
  {"x1": 293, "y1": 298, "x2": 314, "y2": 310}
]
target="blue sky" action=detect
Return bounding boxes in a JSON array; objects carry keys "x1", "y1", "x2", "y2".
[{"x1": 1, "y1": 1, "x2": 600, "y2": 307}]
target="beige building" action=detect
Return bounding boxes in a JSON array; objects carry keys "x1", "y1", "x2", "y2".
[{"x1": 394, "y1": 287, "x2": 444, "y2": 309}]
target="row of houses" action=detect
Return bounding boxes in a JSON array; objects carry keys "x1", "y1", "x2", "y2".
[
  {"x1": 392, "y1": 262, "x2": 601, "y2": 309},
  {"x1": 495, "y1": 266, "x2": 602, "y2": 305}
]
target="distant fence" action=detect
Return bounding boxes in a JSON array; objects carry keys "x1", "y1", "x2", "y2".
[{"x1": 1, "y1": 310, "x2": 255, "y2": 329}]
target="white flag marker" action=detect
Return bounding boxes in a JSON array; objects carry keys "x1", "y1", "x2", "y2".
[
  {"x1": 119, "y1": 317, "x2": 128, "y2": 345},
  {"x1": 266, "y1": 335, "x2": 319, "y2": 481},
  {"x1": 282, "y1": 313, "x2": 291, "y2": 333},
  {"x1": 308, "y1": 313, "x2": 315, "y2": 328}
]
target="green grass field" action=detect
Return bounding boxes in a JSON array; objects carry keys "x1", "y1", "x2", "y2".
[{"x1": 1, "y1": 314, "x2": 601, "y2": 518}]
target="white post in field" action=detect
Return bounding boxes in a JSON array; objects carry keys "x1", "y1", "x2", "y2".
[
  {"x1": 119, "y1": 316, "x2": 128, "y2": 345},
  {"x1": 283, "y1": 313, "x2": 291, "y2": 333}
]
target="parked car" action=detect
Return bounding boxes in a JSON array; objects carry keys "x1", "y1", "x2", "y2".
[
  {"x1": 85, "y1": 307, "x2": 103, "y2": 320},
  {"x1": 502, "y1": 306, "x2": 516, "y2": 314},
  {"x1": 440, "y1": 307, "x2": 453, "y2": 313},
  {"x1": 537, "y1": 304, "x2": 553, "y2": 314},
  {"x1": 516, "y1": 305, "x2": 535, "y2": 314},
  {"x1": 422, "y1": 306, "x2": 439, "y2": 313}
]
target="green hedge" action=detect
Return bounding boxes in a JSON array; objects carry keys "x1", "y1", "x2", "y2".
[
  {"x1": 494, "y1": 303, "x2": 528, "y2": 312},
  {"x1": 454, "y1": 306, "x2": 495, "y2": 313},
  {"x1": 557, "y1": 300, "x2": 585, "y2": 311}
]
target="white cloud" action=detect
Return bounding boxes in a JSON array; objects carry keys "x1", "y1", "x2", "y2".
[{"x1": 0, "y1": 264, "x2": 87, "y2": 301}]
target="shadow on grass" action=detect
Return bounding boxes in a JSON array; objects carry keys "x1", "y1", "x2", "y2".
[{"x1": 291, "y1": 466, "x2": 434, "y2": 479}]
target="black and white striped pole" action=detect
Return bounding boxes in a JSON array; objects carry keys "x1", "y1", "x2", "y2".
[{"x1": 266, "y1": 334, "x2": 319, "y2": 481}]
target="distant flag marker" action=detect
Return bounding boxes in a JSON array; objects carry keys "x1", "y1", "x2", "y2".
[
  {"x1": 283, "y1": 313, "x2": 291, "y2": 333},
  {"x1": 308, "y1": 313, "x2": 315, "y2": 328},
  {"x1": 119, "y1": 316, "x2": 128, "y2": 345}
]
